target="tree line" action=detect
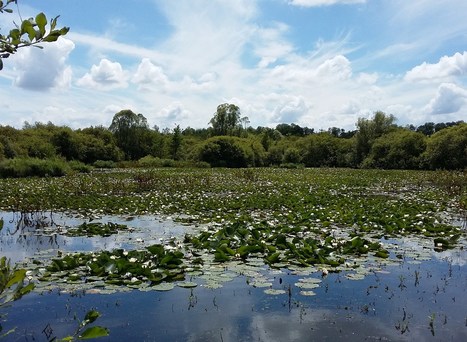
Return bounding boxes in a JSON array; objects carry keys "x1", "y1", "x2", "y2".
[{"x1": 0, "y1": 105, "x2": 465, "y2": 172}]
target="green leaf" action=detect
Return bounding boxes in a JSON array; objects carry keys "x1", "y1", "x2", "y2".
[
  {"x1": 265, "y1": 252, "x2": 281, "y2": 264},
  {"x1": 35, "y1": 13, "x2": 47, "y2": 37},
  {"x1": 78, "y1": 326, "x2": 109, "y2": 340},
  {"x1": 6, "y1": 269, "x2": 26, "y2": 288},
  {"x1": 84, "y1": 310, "x2": 101, "y2": 324},
  {"x1": 19, "y1": 283, "x2": 35, "y2": 296}
]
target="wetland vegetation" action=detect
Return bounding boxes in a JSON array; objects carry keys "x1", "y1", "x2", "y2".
[{"x1": 0, "y1": 167, "x2": 466, "y2": 340}]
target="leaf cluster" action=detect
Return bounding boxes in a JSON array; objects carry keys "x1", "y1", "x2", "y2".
[{"x1": 0, "y1": 1, "x2": 69, "y2": 69}]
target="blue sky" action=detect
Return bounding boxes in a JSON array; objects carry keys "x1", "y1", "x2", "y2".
[{"x1": 1, "y1": 0, "x2": 466, "y2": 130}]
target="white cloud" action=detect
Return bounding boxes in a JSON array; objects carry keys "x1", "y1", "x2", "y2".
[
  {"x1": 13, "y1": 38, "x2": 74, "y2": 91},
  {"x1": 155, "y1": 102, "x2": 192, "y2": 127},
  {"x1": 253, "y1": 22, "x2": 294, "y2": 68},
  {"x1": 132, "y1": 58, "x2": 169, "y2": 90},
  {"x1": 405, "y1": 52, "x2": 467, "y2": 82},
  {"x1": 356, "y1": 72, "x2": 378, "y2": 85},
  {"x1": 77, "y1": 59, "x2": 128, "y2": 90},
  {"x1": 424, "y1": 83, "x2": 467, "y2": 115},
  {"x1": 289, "y1": 0, "x2": 366, "y2": 7},
  {"x1": 315, "y1": 55, "x2": 352, "y2": 81},
  {"x1": 155, "y1": 0, "x2": 257, "y2": 75},
  {"x1": 268, "y1": 94, "x2": 312, "y2": 123},
  {"x1": 68, "y1": 32, "x2": 164, "y2": 61}
]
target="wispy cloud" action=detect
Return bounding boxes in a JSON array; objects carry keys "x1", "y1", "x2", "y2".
[{"x1": 289, "y1": 0, "x2": 366, "y2": 7}]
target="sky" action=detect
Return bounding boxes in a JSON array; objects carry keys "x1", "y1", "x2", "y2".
[{"x1": 1, "y1": 0, "x2": 467, "y2": 131}]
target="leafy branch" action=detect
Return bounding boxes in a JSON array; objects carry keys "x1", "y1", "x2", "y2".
[
  {"x1": 0, "y1": 256, "x2": 35, "y2": 338},
  {"x1": 59, "y1": 310, "x2": 109, "y2": 341},
  {"x1": 0, "y1": 0, "x2": 69, "y2": 70}
]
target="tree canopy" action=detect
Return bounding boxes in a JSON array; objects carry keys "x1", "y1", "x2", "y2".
[{"x1": 0, "y1": 107, "x2": 465, "y2": 171}]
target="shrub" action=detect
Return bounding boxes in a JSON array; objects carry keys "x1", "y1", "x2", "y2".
[
  {"x1": 93, "y1": 160, "x2": 117, "y2": 169},
  {"x1": 199, "y1": 136, "x2": 265, "y2": 168},
  {"x1": 68, "y1": 160, "x2": 92, "y2": 173},
  {"x1": 0, "y1": 158, "x2": 69, "y2": 178},
  {"x1": 138, "y1": 155, "x2": 163, "y2": 168},
  {"x1": 282, "y1": 148, "x2": 301, "y2": 164}
]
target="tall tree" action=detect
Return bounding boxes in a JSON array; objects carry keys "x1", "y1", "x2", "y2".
[
  {"x1": 170, "y1": 125, "x2": 182, "y2": 160},
  {"x1": 0, "y1": 1, "x2": 69, "y2": 70},
  {"x1": 109, "y1": 110, "x2": 151, "y2": 160},
  {"x1": 209, "y1": 103, "x2": 243, "y2": 136},
  {"x1": 355, "y1": 111, "x2": 396, "y2": 165}
]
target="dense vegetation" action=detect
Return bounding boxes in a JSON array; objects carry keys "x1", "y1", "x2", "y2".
[
  {"x1": 1, "y1": 168, "x2": 465, "y2": 293},
  {"x1": 0, "y1": 106, "x2": 465, "y2": 176}
]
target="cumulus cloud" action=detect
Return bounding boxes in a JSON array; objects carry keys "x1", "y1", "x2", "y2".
[
  {"x1": 77, "y1": 59, "x2": 128, "y2": 90},
  {"x1": 424, "y1": 83, "x2": 467, "y2": 115},
  {"x1": 405, "y1": 51, "x2": 467, "y2": 82},
  {"x1": 269, "y1": 94, "x2": 312, "y2": 123},
  {"x1": 132, "y1": 58, "x2": 169, "y2": 90},
  {"x1": 315, "y1": 55, "x2": 352, "y2": 81},
  {"x1": 13, "y1": 38, "x2": 74, "y2": 91},
  {"x1": 155, "y1": 102, "x2": 191, "y2": 127},
  {"x1": 289, "y1": 0, "x2": 366, "y2": 7}
]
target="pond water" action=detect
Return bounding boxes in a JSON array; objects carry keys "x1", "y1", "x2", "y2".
[{"x1": 1, "y1": 211, "x2": 466, "y2": 341}]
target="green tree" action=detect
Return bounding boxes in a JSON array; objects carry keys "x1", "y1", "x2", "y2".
[
  {"x1": 282, "y1": 147, "x2": 301, "y2": 164},
  {"x1": 423, "y1": 123, "x2": 467, "y2": 170},
  {"x1": 363, "y1": 129, "x2": 426, "y2": 169},
  {"x1": 109, "y1": 110, "x2": 151, "y2": 160},
  {"x1": 355, "y1": 111, "x2": 396, "y2": 165},
  {"x1": 51, "y1": 128, "x2": 83, "y2": 160},
  {"x1": 299, "y1": 133, "x2": 344, "y2": 167},
  {"x1": 198, "y1": 136, "x2": 264, "y2": 168},
  {"x1": 209, "y1": 103, "x2": 244, "y2": 136},
  {"x1": 170, "y1": 125, "x2": 182, "y2": 160},
  {"x1": 0, "y1": 1, "x2": 69, "y2": 70}
]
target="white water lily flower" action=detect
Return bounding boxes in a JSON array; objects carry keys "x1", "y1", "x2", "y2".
[
  {"x1": 123, "y1": 251, "x2": 129, "y2": 256},
  {"x1": 110, "y1": 255, "x2": 117, "y2": 260},
  {"x1": 130, "y1": 277, "x2": 139, "y2": 283},
  {"x1": 129, "y1": 257, "x2": 137, "y2": 263}
]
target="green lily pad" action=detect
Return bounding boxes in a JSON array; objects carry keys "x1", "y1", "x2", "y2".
[
  {"x1": 152, "y1": 283, "x2": 175, "y2": 291},
  {"x1": 264, "y1": 289, "x2": 287, "y2": 295}
]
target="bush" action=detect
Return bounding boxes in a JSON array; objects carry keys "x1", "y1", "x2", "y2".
[
  {"x1": 68, "y1": 160, "x2": 92, "y2": 173},
  {"x1": 138, "y1": 155, "x2": 163, "y2": 168},
  {"x1": 0, "y1": 158, "x2": 70, "y2": 178},
  {"x1": 198, "y1": 136, "x2": 265, "y2": 168},
  {"x1": 282, "y1": 148, "x2": 301, "y2": 164},
  {"x1": 279, "y1": 163, "x2": 304, "y2": 169},
  {"x1": 422, "y1": 123, "x2": 467, "y2": 170},
  {"x1": 93, "y1": 160, "x2": 117, "y2": 169}
]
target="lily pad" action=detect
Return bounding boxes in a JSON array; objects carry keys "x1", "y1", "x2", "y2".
[
  {"x1": 152, "y1": 283, "x2": 175, "y2": 291},
  {"x1": 264, "y1": 289, "x2": 287, "y2": 295},
  {"x1": 177, "y1": 281, "x2": 198, "y2": 288}
]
